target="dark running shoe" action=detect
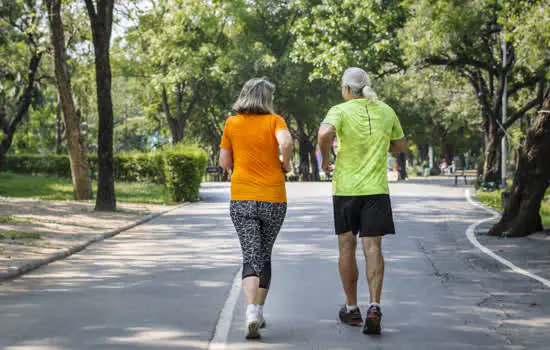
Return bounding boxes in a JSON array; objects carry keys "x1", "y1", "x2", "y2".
[
  {"x1": 363, "y1": 305, "x2": 382, "y2": 335},
  {"x1": 339, "y1": 305, "x2": 363, "y2": 326}
]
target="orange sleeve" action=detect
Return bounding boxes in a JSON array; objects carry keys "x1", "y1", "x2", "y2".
[
  {"x1": 220, "y1": 118, "x2": 232, "y2": 150},
  {"x1": 274, "y1": 115, "x2": 288, "y2": 132}
]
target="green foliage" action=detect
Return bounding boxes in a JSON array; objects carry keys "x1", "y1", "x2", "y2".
[
  {"x1": 3, "y1": 146, "x2": 207, "y2": 203},
  {"x1": 0, "y1": 231, "x2": 41, "y2": 240},
  {"x1": 292, "y1": 0, "x2": 407, "y2": 80},
  {"x1": 476, "y1": 187, "x2": 550, "y2": 228},
  {"x1": 163, "y1": 145, "x2": 208, "y2": 202},
  {"x1": 380, "y1": 69, "x2": 483, "y2": 161},
  {"x1": 0, "y1": 172, "x2": 169, "y2": 204},
  {"x1": 3, "y1": 154, "x2": 72, "y2": 177},
  {"x1": 0, "y1": 216, "x2": 33, "y2": 224},
  {"x1": 3, "y1": 153, "x2": 166, "y2": 184}
]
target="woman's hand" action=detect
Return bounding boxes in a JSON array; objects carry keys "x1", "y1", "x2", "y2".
[{"x1": 281, "y1": 161, "x2": 292, "y2": 174}]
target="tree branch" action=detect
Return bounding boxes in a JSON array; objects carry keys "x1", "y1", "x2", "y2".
[
  {"x1": 508, "y1": 74, "x2": 546, "y2": 97},
  {"x1": 426, "y1": 55, "x2": 496, "y2": 75},
  {"x1": 503, "y1": 96, "x2": 542, "y2": 129},
  {"x1": 84, "y1": 0, "x2": 97, "y2": 22}
]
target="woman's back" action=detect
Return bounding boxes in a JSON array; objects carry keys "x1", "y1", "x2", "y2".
[{"x1": 221, "y1": 113, "x2": 287, "y2": 202}]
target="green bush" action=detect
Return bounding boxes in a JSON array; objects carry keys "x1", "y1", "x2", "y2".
[
  {"x1": 164, "y1": 145, "x2": 208, "y2": 202},
  {"x1": 3, "y1": 147, "x2": 206, "y2": 202},
  {"x1": 4, "y1": 152, "x2": 165, "y2": 184},
  {"x1": 3, "y1": 154, "x2": 72, "y2": 177}
]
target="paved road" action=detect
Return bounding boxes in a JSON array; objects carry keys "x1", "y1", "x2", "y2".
[{"x1": 1, "y1": 181, "x2": 549, "y2": 349}]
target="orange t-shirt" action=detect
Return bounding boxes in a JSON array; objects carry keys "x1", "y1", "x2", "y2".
[{"x1": 220, "y1": 113, "x2": 288, "y2": 203}]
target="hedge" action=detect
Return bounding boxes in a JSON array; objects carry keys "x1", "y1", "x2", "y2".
[
  {"x1": 2, "y1": 146, "x2": 208, "y2": 202},
  {"x1": 164, "y1": 145, "x2": 208, "y2": 202}
]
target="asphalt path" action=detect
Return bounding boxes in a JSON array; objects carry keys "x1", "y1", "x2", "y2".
[{"x1": 1, "y1": 181, "x2": 549, "y2": 349}]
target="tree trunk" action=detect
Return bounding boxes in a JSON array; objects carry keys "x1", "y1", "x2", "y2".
[
  {"x1": 396, "y1": 152, "x2": 408, "y2": 180},
  {"x1": 55, "y1": 92, "x2": 63, "y2": 154},
  {"x1": 0, "y1": 52, "x2": 42, "y2": 169},
  {"x1": 298, "y1": 140, "x2": 310, "y2": 181},
  {"x1": 85, "y1": 0, "x2": 116, "y2": 211},
  {"x1": 482, "y1": 118, "x2": 501, "y2": 183},
  {"x1": 174, "y1": 85, "x2": 198, "y2": 144},
  {"x1": 47, "y1": 0, "x2": 92, "y2": 200},
  {"x1": 309, "y1": 146, "x2": 320, "y2": 181},
  {"x1": 489, "y1": 97, "x2": 550, "y2": 237},
  {"x1": 161, "y1": 86, "x2": 180, "y2": 144}
]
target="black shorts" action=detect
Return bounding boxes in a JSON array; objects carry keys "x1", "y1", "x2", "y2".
[{"x1": 333, "y1": 194, "x2": 396, "y2": 237}]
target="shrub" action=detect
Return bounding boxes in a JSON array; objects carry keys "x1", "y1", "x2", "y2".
[
  {"x1": 3, "y1": 147, "x2": 206, "y2": 203},
  {"x1": 4, "y1": 152, "x2": 165, "y2": 184},
  {"x1": 164, "y1": 145, "x2": 208, "y2": 202},
  {"x1": 3, "y1": 154, "x2": 71, "y2": 177}
]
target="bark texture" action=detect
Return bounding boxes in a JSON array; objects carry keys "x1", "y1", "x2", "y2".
[
  {"x1": 85, "y1": 0, "x2": 116, "y2": 211},
  {"x1": 489, "y1": 96, "x2": 550, "y2": 237},
  {"x1": 47, "y1": 0, "x2": 92, "y2": 200},
  {"x1": 396, "y1": 152, "x2": 408, "y2": 181}
]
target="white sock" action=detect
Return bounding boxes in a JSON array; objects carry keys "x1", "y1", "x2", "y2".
[
  {"x1": 246, "y1": 304, "x2": 258, "y2": 315},
  {"x1": 369, "y1": 302, "x2": 381, "y2": 309},
  {"x1": 346, "y1": 304, "x2": 358, "y2": 312},
  {"x1": 257, "y1": 305, "x2": 264, "y2": 315}
]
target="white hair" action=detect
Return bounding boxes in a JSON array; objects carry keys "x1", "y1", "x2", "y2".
[
  {"x1": 342, "y1": 67, "x2": 378, "y2": 102},
  {"x1": 233, "y1": 78, "x2": 275, "y2": 114}
]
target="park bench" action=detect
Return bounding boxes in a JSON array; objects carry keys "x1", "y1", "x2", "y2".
[{"x1": 446, "y1": 169, "x2": 479, "y2": 185}]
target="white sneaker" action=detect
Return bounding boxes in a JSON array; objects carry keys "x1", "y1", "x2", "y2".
[
  {"x1": 258, "y1": 312, "x2": 266, "y2": 329},
  {"x1": 246, "y1": 308, "x2": 261, "y2": 339}
]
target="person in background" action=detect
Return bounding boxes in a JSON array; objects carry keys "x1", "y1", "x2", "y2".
[
  {"x1": 318, "y1": 67, "x2": 407, "y2": 335},
  {"x1": 219, "y1": 78, "x2": 293, "y2": 340}
]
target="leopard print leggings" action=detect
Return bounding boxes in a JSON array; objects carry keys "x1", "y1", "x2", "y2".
[{"x1": 230, "y1": 200, "x2": 287, "y2": 289}]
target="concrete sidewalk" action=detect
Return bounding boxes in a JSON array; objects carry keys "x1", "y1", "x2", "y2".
[{"x1": 0, "y1": 198, "x2": 177, "y2": 281}]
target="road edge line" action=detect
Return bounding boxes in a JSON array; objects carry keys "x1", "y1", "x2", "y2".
[
  {"x1": 209, "y1": 266, "x2": 243, "y2": 350},
  {"x1": 0, "y1": 203, "x2": 185, "y2": 282},
  {"x1": 465, "y1": 189, "x2": 550, "y2": 288}
]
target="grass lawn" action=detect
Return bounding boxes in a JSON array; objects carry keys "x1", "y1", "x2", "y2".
[
  {"x1": 0, "y1": 172, "x2": 170, "y2": 204},
  {"x1": 0, "y1": 216, "x2": 33, "y2": 224},
  {"x1": 476, "y1": 187, "x2": 550, "y2": 228},
  {"x1": 0, "y1": 231, "x2": 41, "y2": 240}
]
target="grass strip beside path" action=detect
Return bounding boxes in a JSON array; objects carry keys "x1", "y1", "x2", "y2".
[
  {"x1": 0, "y1": 172, "x2": 170, "y2": 204},
  {"x1": 476, "y1": 188, "x2": 550, "y2": 228},
  {"x1": 0, "y1": 231, "x2": 41, "y2": 240}
]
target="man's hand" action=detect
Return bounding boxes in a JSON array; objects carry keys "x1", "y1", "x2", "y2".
[
  {"x1": 321, "y1": 159, "x2": 333, "y2": 177},
  {"x1": 318, "y1": 124, "x2": 337, "y2": 177}
]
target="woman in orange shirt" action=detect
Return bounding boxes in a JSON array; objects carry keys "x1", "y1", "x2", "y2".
[{"x1": 219, "y1": 78, "x2": 293, "y2": 340}]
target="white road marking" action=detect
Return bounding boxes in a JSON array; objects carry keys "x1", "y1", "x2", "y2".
[
  {"x1": 208, "y1": 267, "x2": 242, "y2": 350},
  {"x1": 465, "y1": 190, "x2": 550, "y2": 288}
]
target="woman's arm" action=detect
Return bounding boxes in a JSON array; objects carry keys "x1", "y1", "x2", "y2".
[
  {"x1": 219, "y1": 148, "x2": 233, "y2": 169},
  {"x1": 276, "y1": 129, "x2": 293, "y2": 173}
]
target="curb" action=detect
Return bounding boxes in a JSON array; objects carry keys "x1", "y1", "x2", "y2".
[{"x1": 0, "y1": 203, "x2": 186, "y2": 282}]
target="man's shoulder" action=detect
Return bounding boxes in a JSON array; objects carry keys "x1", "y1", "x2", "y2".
[{"x1": 375, "y1": 101, "x2": 396, "y2": 115}]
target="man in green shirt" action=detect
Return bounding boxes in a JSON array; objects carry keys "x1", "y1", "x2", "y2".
[{"x1": 318, "y1": 67, "x2": 407, "y2": 335}]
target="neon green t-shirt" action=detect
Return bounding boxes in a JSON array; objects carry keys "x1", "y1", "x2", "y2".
[{"x1": 322, "y1": 99, "x2": 404, "y2": 196}]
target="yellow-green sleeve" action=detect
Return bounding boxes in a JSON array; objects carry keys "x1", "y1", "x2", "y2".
[
  {"x1": 322, "y1": 106, "x2": 342, "y2": 131},
  {"x1": 391, "y1": 110, "x2": 405, "y2": 141}
]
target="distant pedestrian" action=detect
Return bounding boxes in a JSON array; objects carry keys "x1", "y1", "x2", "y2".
[
  {"x1": 219, "y1": 78, "x2": 293, "y2": 340},
  {"x1": 318, "y1": 67, "x2": 407, "y2": 335},
  {"x1": 439, "y1": 158, "x2": 448, "y2": 175}
]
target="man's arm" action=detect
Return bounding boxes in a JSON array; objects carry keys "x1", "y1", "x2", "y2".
[
  {"x1": 318, "y1": 124, "x2": 336, "y2": 175},
  {"x1": 219, "y1": 148, "x2": 233, "y2": 169},
  {"x1": 389, "y1": 137, "x2": 407, "y2": 153},
  {"x1": 276, "y1": 129, "x2": 293, "y2": 173}
]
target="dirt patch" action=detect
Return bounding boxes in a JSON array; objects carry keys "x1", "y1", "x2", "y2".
[{"x1": 0, "y1": 197, "x2": 173, "y2": 275}]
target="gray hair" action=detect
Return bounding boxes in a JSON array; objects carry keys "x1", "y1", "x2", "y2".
[
  {"x1": 342, "y1": 67, "x2": 378, "y2": 102},
  {"x1": 233, "y1": 78, "x2": 275, "y2": 114}
]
